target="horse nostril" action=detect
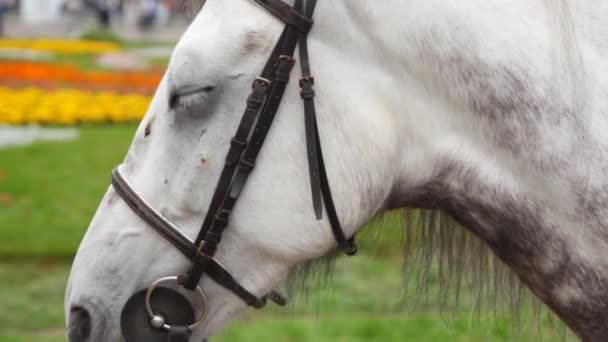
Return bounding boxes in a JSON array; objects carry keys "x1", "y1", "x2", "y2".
[{"x1": 68, "y1": 306, "x2": 91, "y2": 342}]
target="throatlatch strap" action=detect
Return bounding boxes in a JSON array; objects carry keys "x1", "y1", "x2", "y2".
[
  {"x1": 297, "y1": 0, "x2": 357, "y2": 256},
  {"x1": 297, "y1": 0, "x2": 322, "y2": 220}
]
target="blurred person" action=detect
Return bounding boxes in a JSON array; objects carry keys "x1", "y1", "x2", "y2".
[
  {"x1": 161, "y1": 0, "x2": 174, "y2": 12},
  {"x1": 162, "y1": 0, "x2": 175, "y2": 21},
  {"x1": 108, "y1": 0, "x2": 123, "y2": 23},
  {"x1": 0, "y1": 0, "x2": 15, "y2": 36},
  {"x1": 82, "y1": 0, "x2": 110, "y2": 27},
  {"x1": 62, "y1": 0, "x2": 81, "y2": 14},
  {"x1": 137, "y1": 0, "x2": 157, "y2": 30}
]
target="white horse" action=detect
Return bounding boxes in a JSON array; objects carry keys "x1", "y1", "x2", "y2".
[{"x1": 66, "y1": 0, "x2": 608, "y2": 340}]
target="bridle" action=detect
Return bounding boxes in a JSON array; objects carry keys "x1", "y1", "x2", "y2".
[{"x1": 113, "y1": 0, "x2": 357, "y2": 341}]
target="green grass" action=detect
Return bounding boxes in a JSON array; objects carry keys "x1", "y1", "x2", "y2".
[
  {"x1": 0, "y1": 125, "x2": 571, "y2": 341},
  {"x1": 0, "y1": 125, "x2": 137, "y2": 258},
  {"x1": 0, "y1": 258, "x2": 563, "y2": 341},
  {"x1": 45, "y1": 38, "x2": 173, "y2": 72},
  {"x1": 148, "y1": 56, "x2": 171, "y2": 69},
  {"x1": 0, "y1": 262, "x2": 67, "y2": 333},
  {"x1": 49, "y1": 53, "x2": 108, "y2": 72},
  {"x1": 49, "y1": 50, "x2": 169, "y2": 73},
  {"x1": 79, "y1": 29, "x2": 123, "y2": 44}
]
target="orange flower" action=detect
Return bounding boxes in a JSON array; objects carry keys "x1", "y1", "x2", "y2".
[{"x1": 0, "y1": 61, "x2": 162, "y2": 94}]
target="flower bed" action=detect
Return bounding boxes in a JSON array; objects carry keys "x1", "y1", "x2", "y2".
[
  {"x1": 0, "y1": 39, "x2": 121, "y2": 55},
  {"x1": 0, "y1": 61, "x2": 162, "y2": 94},
  {"x1": 0, "y1": 87, "x2": 151, "y2": 125}
]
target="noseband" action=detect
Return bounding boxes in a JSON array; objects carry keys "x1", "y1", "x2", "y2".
[{"x1": 113, "y1": 0, "x2": 356, "y2": 340}]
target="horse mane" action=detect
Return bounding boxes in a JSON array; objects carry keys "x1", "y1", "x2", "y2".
[
  {"x1": 397, "y1": 209, "x2": 553, "y2": 333},
  {"x1": 284, "y1": 210, "x2": 567, "y2": 337}
]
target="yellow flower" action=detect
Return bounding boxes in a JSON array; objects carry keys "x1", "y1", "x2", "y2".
[
  {"x1": 0, "y1": 39, "x2": 121, "y2": 55},
  {"x1": 0, "y1": 87, "x2": 151, "y2": 125}
]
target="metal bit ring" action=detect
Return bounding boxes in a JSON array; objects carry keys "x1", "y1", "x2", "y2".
[{"x1": 145, "y1": 276, "x2": 208, "y2": 331}]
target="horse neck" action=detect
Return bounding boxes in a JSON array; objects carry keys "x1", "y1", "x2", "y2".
[{"x1": 365, "y1": 0, "x2": 608, "y2": 339}]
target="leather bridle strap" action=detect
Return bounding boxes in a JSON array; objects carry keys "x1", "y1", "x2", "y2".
[
  {"x1": 191, "y1": 24, "x2": 296, "y2": 246},
  {"x1": 191, "y1": 29, "x2": 289, "y2": 249},
  {"x1": 111, "y1": 168, "x2": 281, "y2": 308},
  {"x1": 112, "y1": 167, "x2": 196, "y2": 258},
  {"x1": 180, "y1": 18, "x2": 302, "y2": 292},
  {"x1": 181, "y1": 0, "x2": 357, "y2": 296},
  {"x1": 112, "y1": 0, "x2": 357, "y2": 311},
  {"x1": 298, "y1": 0, "x2": 321, "y2": 220},
  {"x1": 297, "y1": 0, "x2": 357, "y2": 255},
  {"x1": 250, "y1": 0, "x2": 313, "y2": 33}
]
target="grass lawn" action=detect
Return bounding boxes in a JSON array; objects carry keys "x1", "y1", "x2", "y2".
[
  {"x1": 0, "y1": 258, "x2": 564, "y2": 342},
  {"x1": 48, "y1": 38, "x2": 173, "y2": 73},
  {"x1": 0, "y1": 125, "x2": 137, "y2": 258},
  {"x1": 0, "y1": 125, "x2": 571, "y2": 341}
]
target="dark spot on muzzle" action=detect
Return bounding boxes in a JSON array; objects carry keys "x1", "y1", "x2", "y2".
[
  {"x1": 121, "y1": 287, "x2": 196, "y2": 342},
  {"x1": 144, "y1": 122, "x2": 152, "y2": 138}
]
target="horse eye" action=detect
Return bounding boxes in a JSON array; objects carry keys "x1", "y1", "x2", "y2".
[{"x1": 169, "y1": 85, "x2": 216, "y2": 109}]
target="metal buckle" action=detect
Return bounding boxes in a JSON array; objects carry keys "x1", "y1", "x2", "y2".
[
  {"x1": 252, "y1": 77, "x2": 271, "y2": 89},
  {"x1": 196, "y1": 240, "x2": 207, "y2": 256},
  {"x1": 299, "y1": 76, "x2": 314, "y2": 88},
  {"x1": 214, "y1": 209, "x2": 231, "y2": 224},
  {"x1": 277, "y1": 55, "x2": 296, "y2": 66},
  {"x1": 145, "y1": 276, "x2": 209, "y2": 331}
]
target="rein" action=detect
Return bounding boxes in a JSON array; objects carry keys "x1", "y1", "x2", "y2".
[{"x1": 113, "y1": 0, "x2": 357, "y2": 340}]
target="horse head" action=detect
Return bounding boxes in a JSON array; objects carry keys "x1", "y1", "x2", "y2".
[{"x1": 67, "y1": 0, "x2": 608, "y2": 341}]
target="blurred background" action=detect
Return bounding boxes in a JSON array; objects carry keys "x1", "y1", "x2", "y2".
[{"x1": 0, "y1": 1, "x2": 566, "y2": 341}]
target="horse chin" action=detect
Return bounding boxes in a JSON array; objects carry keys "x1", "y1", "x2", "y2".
[
  {"x1": 192, "y1": 307, "x2": 238, "y2": 341},
  {"x1": 191, "y1": 287, "x2": 248, "y2": 339}
]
